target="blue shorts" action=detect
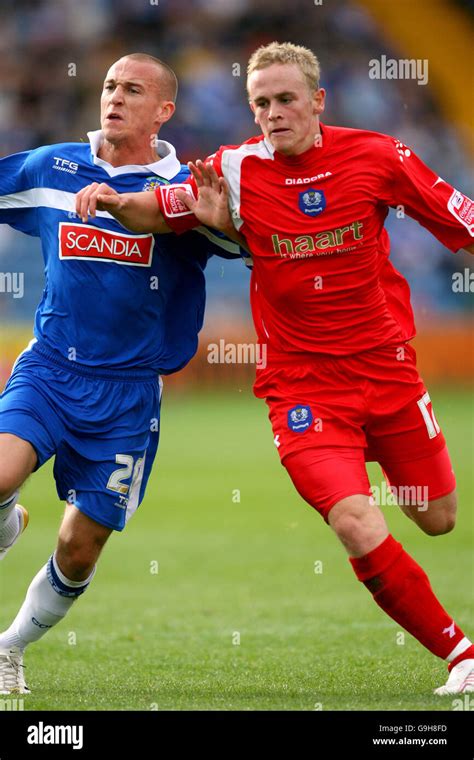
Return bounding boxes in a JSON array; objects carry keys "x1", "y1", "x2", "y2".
[{"x1": 0, "y1": 341, "x2": 162, "y2": 531}]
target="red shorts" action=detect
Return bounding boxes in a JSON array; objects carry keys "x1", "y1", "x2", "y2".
[{"x1": 254, "y1": 343, "x2": 456, "y2": 522}]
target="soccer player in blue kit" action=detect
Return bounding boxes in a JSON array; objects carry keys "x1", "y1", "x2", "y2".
[{"x1": 0, "y1": 54, "x2": 241, "y2": 694}]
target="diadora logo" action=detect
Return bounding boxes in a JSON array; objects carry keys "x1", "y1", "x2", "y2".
[
  {"x1": 58, "y1": 223, "x2": 154, "y2": 266},
  {"x1": 442, "y1": 621, "x2": 456, "y2": 638},
  {"x1": 285, "y1": 171, "x2": 332, "y2": 185},
  {"x1": 272, "y1": 221, "x2": 364, "y2": 258},
  {"x1": 52, "y1": 157, "x2": 79, "y2": 174}
]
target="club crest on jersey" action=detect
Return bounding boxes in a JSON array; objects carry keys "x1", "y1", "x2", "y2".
[
  {"x1": 298, "y1": 188, "x2": 326, "y2": 217},
  {"x1": 287, "y1": 405, "x2": 313, "y2": 433},
  {"x1": 142, "y1": 176, "x2": 167, "y2": 192}
]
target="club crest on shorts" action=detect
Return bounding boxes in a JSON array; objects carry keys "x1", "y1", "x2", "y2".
[
  {"x1": 287, "y1": 405, "x2": 313, "y2": 433},
  {"x1": 298, "y1": 188, "x2": 326, "y2": 217}
]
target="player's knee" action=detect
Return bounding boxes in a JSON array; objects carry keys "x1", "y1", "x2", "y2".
[
  {"x1": 0, "y1": 437, "x2": 37, "y2": 500},
  {"x1": 0, "y1": 462, "x2": 31, "y2": 503},
  {"x1": 330, "y1": 508, "x2": 362, "y2": 538},
  {"x1": 421, "y1": 513, "x2": 456, "y2": 536},
  {"x1": 418, "y1": 493, "x2": 457, "y2": 536},
  {"x1": 328, "y1": 496, "x2": 387, "y2": 554},
  {"x1": 56, "y1": 504, "x2": 112, "y2": 579},
  {"x1": 333, "y1": 512, "x2": 374, "y2": 548}
]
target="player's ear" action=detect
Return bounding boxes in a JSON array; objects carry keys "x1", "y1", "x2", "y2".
[
  {"x1": 249, "y1": 100, "x2": 260, "y2": 126},
  {"x1": 312, "y1": 88, "x2": 326, "y2": 115},
  {"x1": 157, "y1": 101, "x2": 176, "y2": 125}
]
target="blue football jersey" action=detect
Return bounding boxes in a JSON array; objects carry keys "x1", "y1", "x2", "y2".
[{"x1": 0, "y1": 131, "x2": 243, "y2": 374}]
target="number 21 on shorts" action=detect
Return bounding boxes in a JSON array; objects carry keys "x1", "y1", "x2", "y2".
[{"x1": 106, "y1": 454, "x2": 145, "y2": 497}]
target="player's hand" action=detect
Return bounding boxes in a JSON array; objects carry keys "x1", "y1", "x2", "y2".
[
  {"x1": 176, "y1": 160, "x2": 233, "y2": 233},
  {"x1": 76, "y1": 183, "x2": 124, "y2": 223}
]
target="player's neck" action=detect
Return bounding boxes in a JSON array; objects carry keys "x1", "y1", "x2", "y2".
[
  {"x1": 98, "y1": 139, "x2": 160, "y2": 168},
  {"x1": 274, "y1": 124, "x2": 325, "y2": 163}
]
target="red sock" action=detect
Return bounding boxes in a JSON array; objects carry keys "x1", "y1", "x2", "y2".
[
  {"x1": 350, "y1": 534, "x2": 470, "y2": 661},
  {"x1": 448, "y1": 645, "x2": 474, "y2": 672}
]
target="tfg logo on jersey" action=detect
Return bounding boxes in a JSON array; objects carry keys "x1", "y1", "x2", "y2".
[
  {"x1": 298, "y1": 189, "x2": 326, "y2": 217},
  {"x1": 52, "y1": 157, "x2": 78, "y2": 174},
  {"x1": 59, "y1": 223, "x2": 154, "y2": 266},
  {"x1": 287, "y1": 405, "x2": 313, "y2": 433}
]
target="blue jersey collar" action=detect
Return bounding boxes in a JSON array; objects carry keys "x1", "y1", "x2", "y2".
[{"x1": 87, "y1": 130, "x2": 181, "y2": 179}]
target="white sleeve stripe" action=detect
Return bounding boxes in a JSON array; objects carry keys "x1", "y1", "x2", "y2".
[
  {"x1": 195, "y1": 225, "x2": 241, "y2": 255},
  {"x1": 0, "y1": 188, "x2": 114, "y2": 219},
  {"x1": 221, "y1": 141, "x2": 273, "y2": 233}
]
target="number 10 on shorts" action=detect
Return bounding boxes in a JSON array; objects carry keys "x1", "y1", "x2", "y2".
[{"x1": 417, "y1": 392, "x2": 441, "y2": 439}]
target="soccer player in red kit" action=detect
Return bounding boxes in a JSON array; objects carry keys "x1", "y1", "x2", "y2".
[{"x1": 77, "y1": 42, "x2": 474, "y2": 695}]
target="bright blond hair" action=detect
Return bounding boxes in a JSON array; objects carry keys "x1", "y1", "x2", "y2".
[{"x1": 247, "y1": 42, "x2": 321, "y2": 92}]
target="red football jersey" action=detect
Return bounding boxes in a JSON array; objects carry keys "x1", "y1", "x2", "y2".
[{"x1": 157, "y1": 124, "x2": 473, "y2": 357}]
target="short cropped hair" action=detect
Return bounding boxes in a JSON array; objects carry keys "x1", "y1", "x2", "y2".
[
  {"x1": 119, "y1": 53, "x2": 178, "y2": 102},
  {"x1": 247, "y1": 42, "x2": 321, "y2": 92}
]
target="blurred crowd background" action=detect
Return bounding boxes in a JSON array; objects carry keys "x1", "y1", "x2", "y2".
[{"x1": 0, "y1": 0, "x2": 472, "y2": 385}]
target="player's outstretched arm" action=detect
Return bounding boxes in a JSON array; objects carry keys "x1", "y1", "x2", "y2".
[
  {"x1": 175, "y1": 161, "x2": 248, "y2": 249},
  {"x1": 75, "y1": 183, "x2": 171, "y2": 233}
]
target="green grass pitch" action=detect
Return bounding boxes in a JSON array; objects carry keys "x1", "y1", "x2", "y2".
[{"x1": 1, "y1": 386, "x2": 472, "y2": 710}]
